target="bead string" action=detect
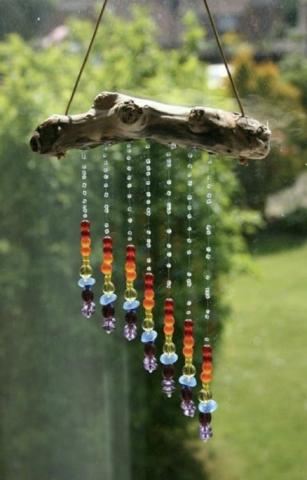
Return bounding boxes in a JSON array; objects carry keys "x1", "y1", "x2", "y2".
[
  {"x1": 78, "y1": 151, "x2": 96, "y2": 319},
  {"x1": 198, "y1": 154, "x2": 218, "y2": 442},
  {"x1": 179, "y1": 149, "x2": 197, "y2": 417},
  {"x1": 100, "y1": 145, "x2": 117, "y2": 334},
  {"x1": 142, "y1": 142, "x2": 158, "y2": 372},
  {"x1": 160, "y1": 144, "x2": 178, "y2": 396},
  {"x1": 123, "y1": 143, "x2": 140, "y2": 341}
]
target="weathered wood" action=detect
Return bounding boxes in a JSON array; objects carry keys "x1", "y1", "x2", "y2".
[{"x1": 30, "y1": 91, "x2": 271, "y2": 160}]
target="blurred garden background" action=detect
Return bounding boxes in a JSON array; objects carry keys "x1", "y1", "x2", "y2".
[{"x1": 0, "y1": 1, "x2": 307, "y2": 479}]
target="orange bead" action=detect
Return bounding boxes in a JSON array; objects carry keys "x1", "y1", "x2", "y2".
[
  {"x1": 103, "y1": 256, "x2": 113, "y2": 265},
  {"x1": 203, "y1": 367, "x2": 213, "y2": 375},
  {"x1": 165, "y1": 314, "x2": 174, "y2": 322},
  {"x1": 81, "y1": 237, "x2": 91, "y2": 247},
  {"x1": 144, "y1": 288, "x2": 154, "y2": 299},
  {"x1": 164, "y1": 316, "x2": 175, "y2": 326},
  {"x1": 164, "y1": 325, "x2": 174, "y2": 335},
  {"x1": 127, "y1": 271, "x2": 137, "y2": 282},
  {"x1": 183, "y1": 346, "x2": 193, "y2": 357},
  {"x1": 201, "y1": 372, "x2": 212, "y2": 383},
  {"x1": 125, "y1": 260, "x2": 135, "y2": 268},
  {"x1": 101, "y1": 263, "x2": 112, "y2": 275},
  {"x1": 184, "y1": 336, "x2": 195, "y2": 347},
  {"x1": 143, "y1": 298, "x2": 155, "y2": 310},
  {"x1": 81, "y1": 247, "x2": 91, "y2": 256}
]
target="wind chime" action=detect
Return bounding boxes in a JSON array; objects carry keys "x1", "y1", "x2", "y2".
[{"x1": 30, "y1": 0, "x2": 271, "y2": 442}]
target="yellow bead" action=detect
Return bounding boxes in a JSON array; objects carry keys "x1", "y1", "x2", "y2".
[
  {"x1": 103, "y1": 281, "x2": 115, "y2": 294},
  {"x1": 183, "y1": 364, "x2": 196, "y2": 377},
  {"x1": 125, "y1": 287, "x2": 137, "y2": 301},
  {"x1": 198, "y1": 388, "x2": 212, "y2": 402},
  {"x1": 163, "y1": 342, "x2": 176, "y2": 354},
  {"x1": 145, "y1": 311, "x2": 153, "y2": 320},
  {"x1": 80, "y1": 264, "x2": 93, "y2": 278},
  {"x1": 82, "y1": 257, "x2": 90, "y2": 265},
  {"x1": 185, "y1": 358, "x2": 193, "y2": 366}
]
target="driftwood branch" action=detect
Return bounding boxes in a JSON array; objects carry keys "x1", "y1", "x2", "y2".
[{"x1": 30, "y1": 91, "x2": 271, "y2": 160}]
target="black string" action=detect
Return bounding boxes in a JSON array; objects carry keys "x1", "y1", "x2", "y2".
[
  {"x1": 202, "y1": 0, "x2": 245, "y2": 117},
  {"x1": 65, "y1": 0, "x2": 109, "y2": 115}
]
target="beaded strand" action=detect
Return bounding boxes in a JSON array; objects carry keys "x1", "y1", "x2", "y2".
[
  {"x1": 198, "y1": 154, "x2": 218, "y2": 442},
  {"x1": 141, "y1": 143, "x2": 158, "y2": 372},
  {"x1": 160, "y1": 144, "x2": 178, "y2": 396},
  {"x1": 179, "y1": 150, "x2": 197, "y2": 417},
  {"x1": 123, "y1": 143, "x2": 140, "y2": 341},
  {"x1": 78, "y1": 152, "x2": 96, "y2": 318},
  {"x1": 100, "y1": 146, "x2": 117, "y2": 333}
]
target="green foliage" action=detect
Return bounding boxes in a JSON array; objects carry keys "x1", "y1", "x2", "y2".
[
  {"x1": 0, "y1": 9, "x2": 257, "y2": 480},
  {"x1": 229, "y1": 49, "x2": 306, "y2": 211}
]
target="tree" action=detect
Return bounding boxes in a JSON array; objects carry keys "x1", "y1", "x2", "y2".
[{"x1": 0, "y1": 9, "x2": 258, "y2": 480}]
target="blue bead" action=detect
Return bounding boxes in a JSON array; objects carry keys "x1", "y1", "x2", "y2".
[
  {"x1": 160, "y1": 353, "x2": 178, "y2": 365},
  {"x1": 123, "y1": 300, "x2": 140, "y2": 311},
  {"x1": 179, "y1": 375, "x2": 197, "y2": 388},
  {"x1": 78, "y1": 277, "x2": 96, "y2": 288},
  {"x1": 198, "y1": 399, "x2": 218, "y2": 414},
  {"x1": 141, "y1": 330, "x2": 158, "y2": 343},
  {"x1": 100, "y1": 293, "x2": 117, "y2": 306}
]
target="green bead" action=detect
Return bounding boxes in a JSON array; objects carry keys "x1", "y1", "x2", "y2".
[
  {"x1": 198, "y1": 388, "x2": 212, "y2": 402},
  {"x1": 125, "y1": 287, "x2": 137, "y2": 301},
  {"x1": 163, "y1": 342, "x2": 176, "y2": 354},
  {"x1": 142, "y1": 319, "x2": 154, "y2": 331},
  {"x1": 183, "y1": 364, "x2": 196, "y2": 376},
  {"x1": 103, "y1": 281, "x2": 115, "y2": 294},
  {"x1": 80, "y1": 264, "x2": 93, "y2": 278}
]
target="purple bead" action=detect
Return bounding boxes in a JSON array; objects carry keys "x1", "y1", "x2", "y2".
[
  {"x1": 144, "y1": 342, "x2": 156, "y2": 356},
  {"x1": 102, "y1": 304, "x2": 115, "y2": 317},
  {"x1": 102, "y1": 316, "x2": 116, "y2": 333},
  {"x1": 180, "y1": 399, "x2": 196, "y2": 418},
  {"x1": 199, "y1": 412, "x2": 212, "y2": 426},
  {"x1": 82, "y1": 289, "x2": 94, "y2": 301},
  {"x1": 143, "y1": 353, "x2": 158, "y2": 373},
  {"x1": 124, "y1": 323, "x2": 137, "y2": 341},
  {"x1": 181, "y1": 386, "x2": 193, "y2": 401},
  {"x1": 125, "y1": 311, "x2": 137, "y2": 324},
  {"x1": 199, "y1": 423, "x2": 213, "y2": 442},
  {"x1": 81, "y1": 301, "x2": 95, "y2": 318},
  {"x1": 163, "y1": 365, "x2": 175, "y2": 379},
  {"x1": 162, "y1": 377, "x2": 176, "y2": 398}
]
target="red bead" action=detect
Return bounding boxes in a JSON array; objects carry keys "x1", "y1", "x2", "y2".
[
  {"x1": 103, "y1": 236, "x2": 112, "y2": 247},
  {"x1": 81, "y1": 220, "x2": 90, "y2": 230},
  {"x1": 165, "y1": 298, "x2": 174, "y2": 307},
  {"x1": 145, "y1": 273, "x2": 154, "y2": 283},
  {"x1": 127, "y1": 245, "x2": 136, "y2": 254},
  {"x1": 81, "y1": 230, "x2": 90, "y2": 237},
  {"x1": 103, "y1": 247, "x2": 112, "y2": 255},
  {"x1": 202, "y1": 345, "x2": 212, "y2": 355}
]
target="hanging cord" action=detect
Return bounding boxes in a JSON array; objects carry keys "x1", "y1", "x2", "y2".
[
  {"x1": 65, "y1": 0, "x2": 244, "y2": 117},
  {"x1": 202, "y1": 0, "x2": 245, "y2": 117},
  {"x1": 65, "y1": 0, "x2": 109, "y2": 115}
]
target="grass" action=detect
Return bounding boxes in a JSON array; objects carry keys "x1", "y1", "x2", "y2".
[{"x1": 198, "y1": 234, "x2": 307, "y2": 480}]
